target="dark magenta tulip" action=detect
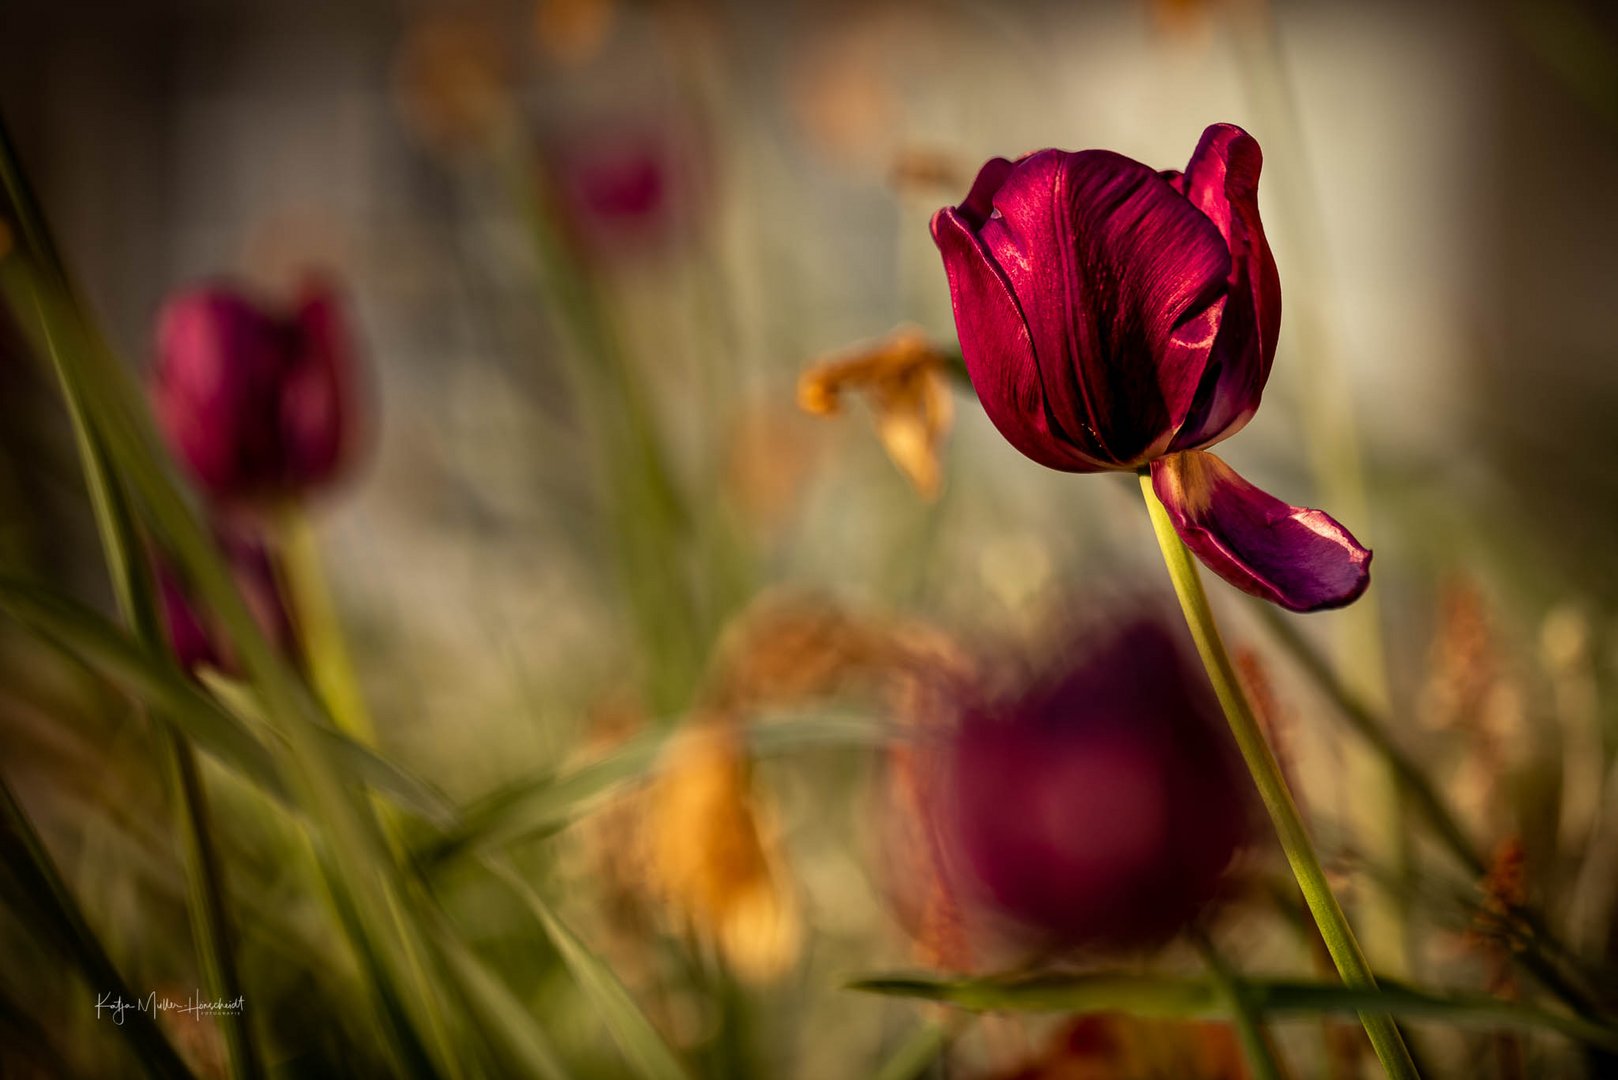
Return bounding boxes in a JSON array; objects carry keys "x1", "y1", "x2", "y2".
[
  {"x1": 156, "y1": 531, "x2": 296, "y2": 675},
  {"x1": 938, "y1": 620, "x2": 1250, "y2": 951},
  {"x1": 151, "y1": 281, "x2": 358, "y2": 504},
  {"x1": 548, "y1": 130, "x2": 685, "y2": 262},
  {"x1": 933, "y1": 124, "x2": 1370, "y2": 612}
]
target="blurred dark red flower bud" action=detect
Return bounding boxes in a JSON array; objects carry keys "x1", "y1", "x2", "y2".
[
  {"x1": 151, "y1": 280, "x2": 360, "y2": 504},
  {"x1": 937, "y1": 619, "x2": 1251, "y2": 951},
  {"x1": 546, "y1": 125, "x2": 703, "y2": 263},
  {"x1": 156, "y1": 531, "x2": 296, "y2": 676}
]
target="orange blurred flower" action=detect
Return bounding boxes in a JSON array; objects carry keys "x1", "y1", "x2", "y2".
[
  {"x1": 648, "y1": 715, "x2": 801, "y2": 982},
  {"x1": 798, "y1": 326, "x2": 955, "y2": 499}
]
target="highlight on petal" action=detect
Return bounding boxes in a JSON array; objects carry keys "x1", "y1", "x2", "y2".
[
  {"x1": 976, "y1": 149, "x2": 1230, "y2": 464},
  {"x1": 1171, "y1": 124, "x2": 1281, "y2": 450},
  {"x1": 931, "y1": 204, "x2": 1112, "y2": 473},
  {"x1": 1151, "y1": 451, "x2": 1370, "y2": 613}
]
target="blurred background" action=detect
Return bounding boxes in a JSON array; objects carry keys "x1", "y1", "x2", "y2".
[{"x1": 3, "y1": 0, "x2": 1618, "y2": 1076}]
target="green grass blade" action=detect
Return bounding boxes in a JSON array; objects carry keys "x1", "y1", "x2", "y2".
[
  {"x1": 495, "y1": 865, "x2": 688, "y2": 1080},
  {"x1": 423, "y1": 907, "x2": 574, "y2": 1080},
  {"x1": 424, "y1": 713, "x2": 889, "y2": 869},
  {"x1": 849, "y1": 970, "x2": 1618, "y2": 1051},
  {"x1": 871, "y1": 1019, "x2": 960, "y2": 1080},
  {"x1": 198, "y1": 671, "x2": 458, "y2": 829},
  {"x1": 0, "y1": 777, "x2": 199, "y2": 1079},
  {"x1": 0, "y1": 576, "x2": 287, "y2": 793},
  {"x1": 1, "y1": 181, "x2": 466, "y2": 1079}
]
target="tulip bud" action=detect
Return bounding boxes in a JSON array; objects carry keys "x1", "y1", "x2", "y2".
[
  {"x1": 545, "y1": 128, "x2": 696, "y2": 263},
  {"x1": 151, "y1": 281, "x2": 359, "y2": 504},
  {"x1": 936, "y1": 620, "x2": 1251, "y2": 951}
]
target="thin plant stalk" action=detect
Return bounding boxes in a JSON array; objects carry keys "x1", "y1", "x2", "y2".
[
  {"x1": 276, "y1": 504, "x2": 375, "y2": 744},
  {"x1": 1194, "y1": 930, "x2": 1285, "y2": 1080},
  {"x1": 1225, "y1": 3, "x2": 1410, "y2": 976},
  {"x1": 1139, "y1": 473, "x2": 1418, "y2": 1080},
  {"x1": 1257, "y1": 605, "x2": 1614, "y2": 1021}
]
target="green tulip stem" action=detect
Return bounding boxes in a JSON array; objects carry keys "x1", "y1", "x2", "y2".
[
  {"x1": 1140, "y1": 473, "x2": 1418, "y2": 1080},
  {"x1": 277, "y1": 504, "x2": 375, "y2": 745}
]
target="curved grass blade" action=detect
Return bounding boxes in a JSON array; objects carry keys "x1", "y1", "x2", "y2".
[
  {"x1": 494, "y1": 865, "x2": 687, "y2": 1080},
  {"x1": 871, "y1": 1018, "x2": 964, "y2": 1080},
  {"x1": 0, "y1": 777, "x2": 198, "y2": 1079},
  {"x1": 422, "y1": 712, "x2": 889, "y2": 869},
  {"x1": 0, "y1": 575, "x2": 287, "y2": 799},
  {"x1": 1, "y1": 182, "x2": 466, "y2": 1079},
  {"x1": 199, "y1": 671, "x2": 458, "y2": 830},
  {"x1": 421, "y1": 905, "x2": 573, "y2": 1080},
  {"x1": 850, "y1": 970, "x2": 1618, "y2": 1051},
  {"x1": 1255, "y1": 604, "x2": 1613, "y2": 1020},
  {"x1": 17, "y1": 259, "x2": 267, "y2": 1080},
  {"x1": 0, "y1": 577, "x2": 457, "y2": 833}
]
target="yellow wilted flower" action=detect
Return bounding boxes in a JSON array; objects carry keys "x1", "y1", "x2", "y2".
[
  {"x1": 648, "y1": 716, "x2": 800, "y2": 983},
  {"x1": 798, "y1": 326, "x2": 954, "y2": 500}
]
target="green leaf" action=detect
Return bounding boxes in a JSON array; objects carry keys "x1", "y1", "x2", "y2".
[
  {"x1": 850, "y1": 970, "x2": 1618, "y2": 1050},
  {"x1": 422, "y1": 712, "x2": 891, "y2": 869}
]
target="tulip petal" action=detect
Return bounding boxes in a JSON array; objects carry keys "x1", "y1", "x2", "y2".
[
  {"x1": 1151, "y1": 451, "x2": 1370, "y2": 612},
  {"x1": 1172, "y1": 124, "x2": 1282, "y2": 450},
  {"x1": 152, "y1": 289, "x2": 289, "y2": 498},
  {"x1": 282, "y1": 284, "x2": 355, "y2": 485},
  {"x1": 977, "y1": 149, "x2": 1229, "y2": 464},
  {"x1": 932, "y1": 201, "x2": 1112, "y2": 472}
]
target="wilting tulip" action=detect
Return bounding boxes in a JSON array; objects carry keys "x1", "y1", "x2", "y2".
[
  {"x1": 933, "y1": 124, "x2": 1369, "y2": 612},
  {"x1": 798, "y1": 327, "x2": 955, "y2": 500},
  {"x1": 156, "y1": 531, "x2": 296, "y2": 675},
  {"x1": 935, "y1": 620, "x2": 1250, "y2": 950},
  {"x1": 151, "y1": 281, "x2": 358, "y2": 504}
]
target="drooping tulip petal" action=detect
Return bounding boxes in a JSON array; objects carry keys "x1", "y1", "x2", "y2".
[
  {"x1": 1171, "y1": 124, "x2": 1281, "y2": 450},
  {"x1": 1151, "y1": 450, "x2": 1371, "y2": 613},
  {"x1": 975, "y1": 149, "x2": 1229, "y2": 464}
]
